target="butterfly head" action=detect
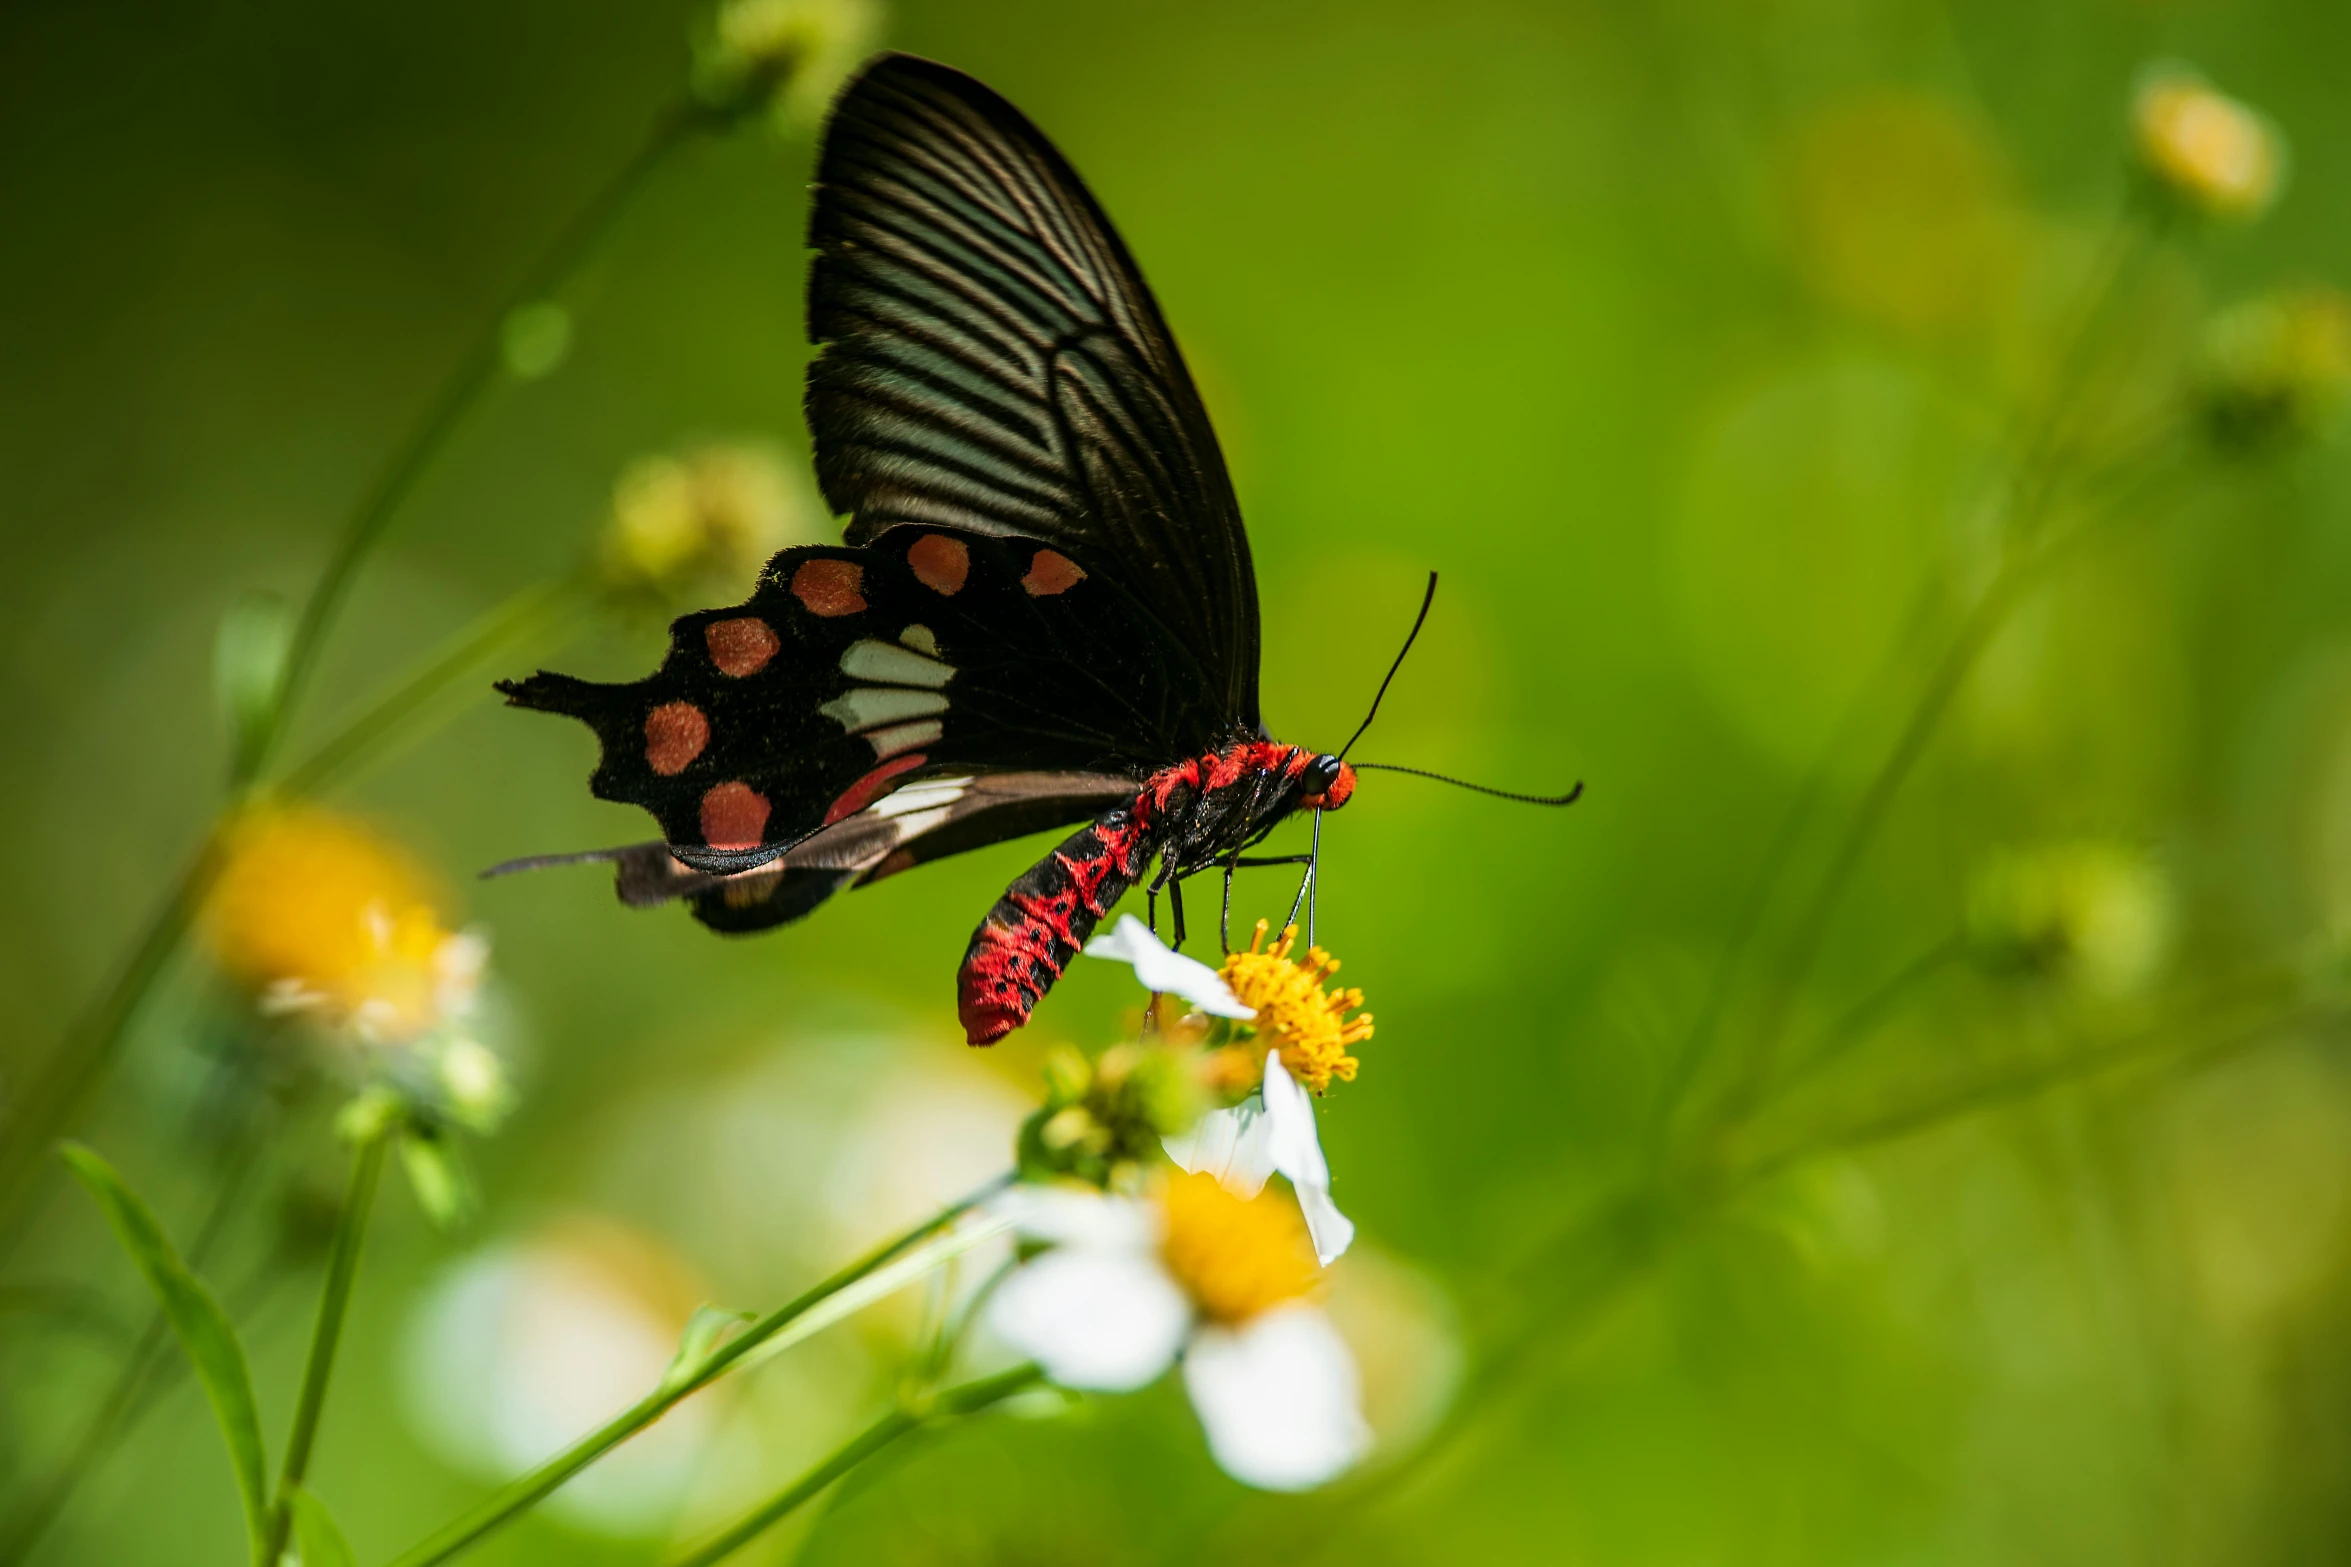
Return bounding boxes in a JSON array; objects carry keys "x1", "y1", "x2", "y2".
[{"x1": 1296, "y1": 753, "x2": 1355, "y2": 811}]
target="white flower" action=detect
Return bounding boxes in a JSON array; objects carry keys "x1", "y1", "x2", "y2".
[
  {"x1": 988, "y1": 1178, "x2": 1370, "y2": 1491},
  {"x1": 1166, "y1": 1051, "x2": 1355, "y2": 1265},
  {"x1": 1081, "y1": 917, "x2": 1355, "y2": 1265},
  {"x1": 1083, "y1": 914, "x2": 1255, "y2": 1018}
]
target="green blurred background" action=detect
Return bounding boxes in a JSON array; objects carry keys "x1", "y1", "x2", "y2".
[{"x1": 10, "y1": 0, "x2": 2351, "y2": 1561}]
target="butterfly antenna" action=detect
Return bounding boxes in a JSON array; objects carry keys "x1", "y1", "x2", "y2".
[
  {"x1": 1335, "y1": 572, "x2": 1439, "y2": 763},
  {"x1": 1350, "y1": 763, "x2": 1584, "y2": 807}
]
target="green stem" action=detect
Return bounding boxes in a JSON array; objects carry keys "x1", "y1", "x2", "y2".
[
  {"x1": 1722, "y1": 564, "x2": 2029, "y2": 1112},
  {"x1": 275, "y1": 575, "x2": 591, "y2": 799},
  {"x1": 1741, "y1": 989, "x2": 2323, "y2": 1187},
  {"x1": 1768, "y1": 932, "x2": 1966, "y2": 1095},
  {"x1": 0, "y1": 101, "x2": 703, "y2": 1252},
  {"x1": 262, "y1": 1127, "x2": 389, "y2": 1565},
  {"x1": 661, "y1": 1365, "x2": 1043, "y2": 1567},
  {"x1": 237, "y1": 98, "x2": 702, "y2": 786},
  {"x1": 0, "y1": 836, "x2": 225, "y2": 1252},
  {"x1": 381, "y1": 1176, "x2": 1012, "y2": 1567},
  {"x1": 0, "y1": 1132, "x2": 267, "y2": 1564}
]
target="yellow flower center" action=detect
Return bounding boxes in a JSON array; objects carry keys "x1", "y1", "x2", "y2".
[
  {"x1": 204, "y1": 806, "x2": 469, "y2": 1041},
  {"x1": 1219, "y1": 920, "x2": 1372, "y2": 1095},
  {"x1": 1157, "y1": 1171, "x2": 1320, "y2": 1325}
]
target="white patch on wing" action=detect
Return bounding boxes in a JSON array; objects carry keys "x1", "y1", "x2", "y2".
[
  {"x1": 841, "y1": 638, "x2": 954, "y2": 688},
  {"x1": 880, "y1": 805, "x2": 952, "y2": 838},
  {"x1": 873, "y1": 778, "x2": 972, "y2": 816},
  {"x1": 818, "y1": 686, "x2": 950, "y2": 731},
  {"x1": 865, "y1": 719, "x2": 943, "y2": 758},
  {"x1": 898, "y1": 624, "x2": 940, "y2": 655}
]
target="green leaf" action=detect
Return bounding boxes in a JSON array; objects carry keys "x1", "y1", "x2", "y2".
[
  {"x1": 62, "y1": 1142, "x2": 271, "y2": 1561},
  {"x1": 287, "y1": 1484, "x2": 356, "y2": 1567},
  {"x1": 398, "y1": 1128, "x2": 477, "y2": 1232},
  {"x1": 660, "y1": 1303, "x2": 757, "y2": 1392},
  {"x1": 213, "y1": 591, "x2": 292, "y2": 772}
]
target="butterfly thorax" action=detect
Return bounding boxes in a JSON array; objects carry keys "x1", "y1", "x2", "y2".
[
  {"x1": 957, "y1": 740, "x2": 1353, "y2": 1046},
  {"x1": 1138, "y1": 740, "x2": 1355, "y2": 880}
]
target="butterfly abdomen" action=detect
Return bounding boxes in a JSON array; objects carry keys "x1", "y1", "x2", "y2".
[{"x1": 958, "y1": 802, "x2": 1161, "y2": 1045}]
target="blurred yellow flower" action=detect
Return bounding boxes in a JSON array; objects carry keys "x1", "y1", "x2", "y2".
[
  {"x1": 693, "y1": 0, "x2": 879, "y2": 129},
  {"x1": 1783, "y1": 91, "x2": 2022, "y2": 336},
  {"x1": 1220, "y1": 920, "x2": 1371, "y2": 1095},
  {"x1": 205, "y1": 805, "x2": 484, "y2": 1044},
  {"x1": 2196, "y1": 286, "x2": 2351, "y2": 451},
  {"x1": 1158, "y1": 1170, "x2": 1321, "y2": 1325},
  {"x1": 1965, "y1": 840, "x2": 2175, "y2": 997},
  {"x1": 2131, "y1": 66, "x2": 2284, "y2": 223},
  {"x1": 596, "y1": 442, "x2": 808, "y2": 604}
]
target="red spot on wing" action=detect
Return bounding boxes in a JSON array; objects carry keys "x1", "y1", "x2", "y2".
[
  {"x1": 1021, "y1": 549, "x2": 1086, "y2": 596},
  {"x1": 699, "y1": 781, "x2": 771, "y2": 850},
  {"x1": 644, "y1": 701, "x2": 709, "y2": 776},
  {"x1": 823, "y1": 753, "x2": 927, "y2": 826},
  {"x1": 907, "y1": 534, "x2": 970, "y2": 595},
  {"x1": 790, "y1": 558, "x2": 867, "y2": 618},
  {"x1": 706, "y1": 617, "x2": 780, "y2": 676}
]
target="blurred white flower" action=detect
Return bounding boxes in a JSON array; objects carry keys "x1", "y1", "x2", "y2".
[
  {"x1": 987, "y1": 1174, "x2": 1370, "y2": 1491},
  {"x1": 1165, "y1": 1050, "x2": 1353, "y2": 1265},
  {"x1": 402, "y1": 1218, "x2": 708, "y2": 1533}
]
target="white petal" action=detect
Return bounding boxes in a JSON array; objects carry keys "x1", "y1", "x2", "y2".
[
  {"x1": 1262, "y1": 1057, "x2": 1355, "y2": 1264},
  {"x1": 990, "y1": 1184, "x2": 1155, "y2": 1254},
  {"x1": 1083, "y1": 915, "x2": 1256, "y2": 1018},
  {"x1": 1162, "y1": 1096, "x2": 1274, "y2": 1199},
  {"x1": 1182, "y1": 1305, "x2": 1372, "y2": 1490},
  {"x1": 987, "y1": 1249, "x2": 1191, "y2": 1391}
]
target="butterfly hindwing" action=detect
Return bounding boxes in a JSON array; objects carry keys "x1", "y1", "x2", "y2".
[
  {"x1": 486, "y1": 770, "x2": 1138, "y2": 935},
  {"x1": 808, "y1": 53, "x2": 1261, "y2": 733},
  {"x1": 500, "y1": 529, "x2": 1186, "y2": 863}
]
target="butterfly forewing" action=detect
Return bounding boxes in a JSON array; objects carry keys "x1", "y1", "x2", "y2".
[{"x1": 807, "y1": 53, "x2": 1261, "y2": 731}]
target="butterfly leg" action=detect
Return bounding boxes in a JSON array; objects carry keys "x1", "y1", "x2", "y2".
[
  {"x1": 1220, "y1": 861, "x2": 1234, "y2": 952},
  {"x1": 1167, "y1": 877, "x2": 1189, "y2": 950}
]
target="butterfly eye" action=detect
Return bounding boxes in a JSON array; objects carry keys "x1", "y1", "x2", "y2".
[{"x1": 1297, "y1": 751, "x2": 1354, "y2": 803}]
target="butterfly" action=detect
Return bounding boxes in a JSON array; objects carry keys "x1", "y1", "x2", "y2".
[{"x1": 498, "y1": 53, "x2": 1574, "y2": 1045}]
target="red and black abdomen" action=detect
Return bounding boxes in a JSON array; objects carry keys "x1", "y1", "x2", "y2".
[{"x1": 957, "y1": 801, "x2": 1157, "y2": 1045}]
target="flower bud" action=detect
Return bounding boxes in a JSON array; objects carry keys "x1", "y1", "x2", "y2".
[
  {"x1": 430, "y1": 1035, "x2": 515, "y2": 1135},
  {"x1": 1018, "y1": 1041, "x2": 1206, "y2": 1190},
  {"x1": 2130, "y1": 65, "x2": 2284, "y2": 224},
  {"x1": 594, "y1": 442, "x2": 809, "y2": 608},
  {"x1": 1966, "y1": 841, "x2": 2174, "y2": 997},
  {"x1": 2194, "y1": 286, "x2": 2351, "y2": 453},
  {"x1": 692, "y1": 0, "x2": 878, "y2": 131}
]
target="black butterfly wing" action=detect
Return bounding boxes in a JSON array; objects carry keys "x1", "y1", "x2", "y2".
[
  {"x1": 485, "y1": 770, "x2": 1135, "y2": 934},
  {"x1": 808, "y1": 52, "x2": 1261, "y2": 737},
  {"x1": 502, "y1": 528, "x2": 1185, "y2": 866}
]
